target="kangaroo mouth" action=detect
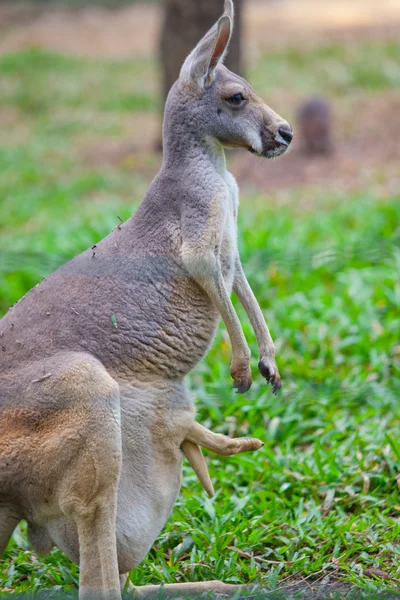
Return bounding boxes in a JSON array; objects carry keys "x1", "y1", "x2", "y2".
[
  {"x1": 262, "y1": 144, "x2": 289, "y2": 159},
  {"x1": 247, "y1": 143, "x2": 289, "y2": 159},
  {"x1": 247, "y1": 146, "x2": 259, "y2": 155}
]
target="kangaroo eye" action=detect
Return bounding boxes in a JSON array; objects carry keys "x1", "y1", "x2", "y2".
[{"x1": 228, "y1": 93, "x2": 245, "y2": 106}]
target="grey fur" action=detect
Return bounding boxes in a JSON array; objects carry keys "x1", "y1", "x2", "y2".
[{"x1": 0, "y1": 1, "x2": 292, "y2": 598}]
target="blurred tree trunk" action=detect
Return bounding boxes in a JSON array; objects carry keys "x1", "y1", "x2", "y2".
[{"x1": 160, "y1": 0, "x2": 243, "y2": 107}]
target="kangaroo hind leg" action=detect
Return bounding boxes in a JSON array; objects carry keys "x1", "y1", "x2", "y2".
[
  {"x1": 53, "y1": 356, "x2": 122, "y2": 600},
  {"x1": 133, "y1": 581, "x2": 259, "y2": 598},
  {"x1": 0, "y1": 507, "x2": 19, "y2": 557}
]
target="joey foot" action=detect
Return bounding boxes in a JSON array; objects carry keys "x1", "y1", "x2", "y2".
[
  {"x1": 231, "y1": 360, "x2": 252, "y2": 394},
  {"x1": 258, "y1": 356, "x2": 281, "y2": 395},
  {"x1": 225, "y1": 436, "x2": 264, "y2": 454}
]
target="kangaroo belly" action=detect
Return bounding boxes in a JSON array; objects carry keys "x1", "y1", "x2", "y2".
[
  {"x1": 115, "y1": 454, "x2": 183, "y2": 572},
  {"x1": 115, "y1": 381, "x2": 192, "y2": 572}
]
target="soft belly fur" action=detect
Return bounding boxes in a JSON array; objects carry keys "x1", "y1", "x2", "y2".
[{"x1": 30, "y1": 379, "x2": 195, "y2": 573}]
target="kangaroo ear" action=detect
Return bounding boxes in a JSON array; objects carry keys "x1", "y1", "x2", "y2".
[
  {"x1": 223, "y1": 0, "x2": 234, "y2": 21},
  {"x1": 207, "y1": 16, "x2": 232, "y2": 80},
  {"x1": 180, "y1": 5, "x2": 233, "y2": 89}
]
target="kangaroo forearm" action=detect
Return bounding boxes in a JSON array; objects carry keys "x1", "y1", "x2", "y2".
[
  {"x1": 199, "y1": 270, "x2": 250, "y2": 363},
  {"x1": 234, "y1": 263, "x2": 275, "y2": 358},
  {"x1": 181, "y1": 246, "x2": 252, "y2": 391}
]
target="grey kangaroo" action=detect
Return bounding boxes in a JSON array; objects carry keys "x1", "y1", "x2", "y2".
[{"x1": 0, "y1": 1, "x2": 293, "y2": 598}]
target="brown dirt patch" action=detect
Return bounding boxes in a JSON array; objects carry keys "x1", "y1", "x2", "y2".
[
  {"x1": 1, "y1": 0, "x2": 400, "y2": 58},
  {"x1": 246, "y1": 0, "x2": 400, "y2": 53},
  {"x1": 0, "y1": 2, "x2": 160, "y2": 58},
  {"x1": 1, "y1": 0, "x2": 400, "y2": 198},
  {"x1": 266, "y1": 576, "x2": 400, "y2": 599},
  {"x1": 83, "y1": 112, "x2": 160, "y2": 166}
]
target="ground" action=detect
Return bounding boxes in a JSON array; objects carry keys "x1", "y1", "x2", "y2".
[{"x1": 0, "y1": 1, "x2": 400, "y2": 598}]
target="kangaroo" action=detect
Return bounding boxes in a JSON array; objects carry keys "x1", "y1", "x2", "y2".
[{"x1": 0, "y1": 2, "x2": 293, "y2": 598}]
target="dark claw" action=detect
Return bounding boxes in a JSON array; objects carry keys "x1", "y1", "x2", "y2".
[
  {"x1": 258, "y1": 360, "x2": 282, "y2": 395},
  {"x1": 233, "y1": 380, "x2": 252, "y2": 394},
  {"x1": 258, "y1": 360, "x2": 271, "y2": 380},
  {"x1": 258, "y1": 359, "x2": 272, "y2": 380},
  {"x1": 272, "y1": 380, "x2": 281, "y2": 395}
]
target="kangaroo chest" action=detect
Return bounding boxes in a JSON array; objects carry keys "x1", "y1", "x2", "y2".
[{"x1": 219, "y1": 171, "x2": 239, "y2": 288}]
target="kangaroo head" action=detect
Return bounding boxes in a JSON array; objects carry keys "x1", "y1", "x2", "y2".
[{"x1": 171, "y1": 0, "x2": 293, "y2": 159}]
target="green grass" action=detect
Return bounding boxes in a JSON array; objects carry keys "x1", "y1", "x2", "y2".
[
  {"x1": 0, "y1": 50, "x2": 158, "y2": 115},
  {"x1": 251, "y1": 40, "x2": 400, "y2": 98},
  {"x1": 1, "y1": 37, "x2": 400, "y2": 598}
]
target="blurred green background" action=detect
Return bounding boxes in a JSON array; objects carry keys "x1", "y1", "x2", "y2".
[{"x1": 0, "y1": 0, "x2": 400, "y2": 597}]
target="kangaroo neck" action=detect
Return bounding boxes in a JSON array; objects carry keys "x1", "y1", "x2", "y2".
[{"x1": 162, "y1": 119, "x2": 227, "y2": 181}]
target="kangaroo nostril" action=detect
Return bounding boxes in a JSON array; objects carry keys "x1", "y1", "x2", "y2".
[{"x1": 278, "y1": 125, "x2": 293, "y2": 145}]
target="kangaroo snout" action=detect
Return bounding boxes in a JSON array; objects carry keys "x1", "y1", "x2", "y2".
[
  {"x1": 260, "y1": 117, "x2": 293, "y2": 159},
  {"x1": 275, "y1": 122, "x2": 293, "y2": 146}
]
